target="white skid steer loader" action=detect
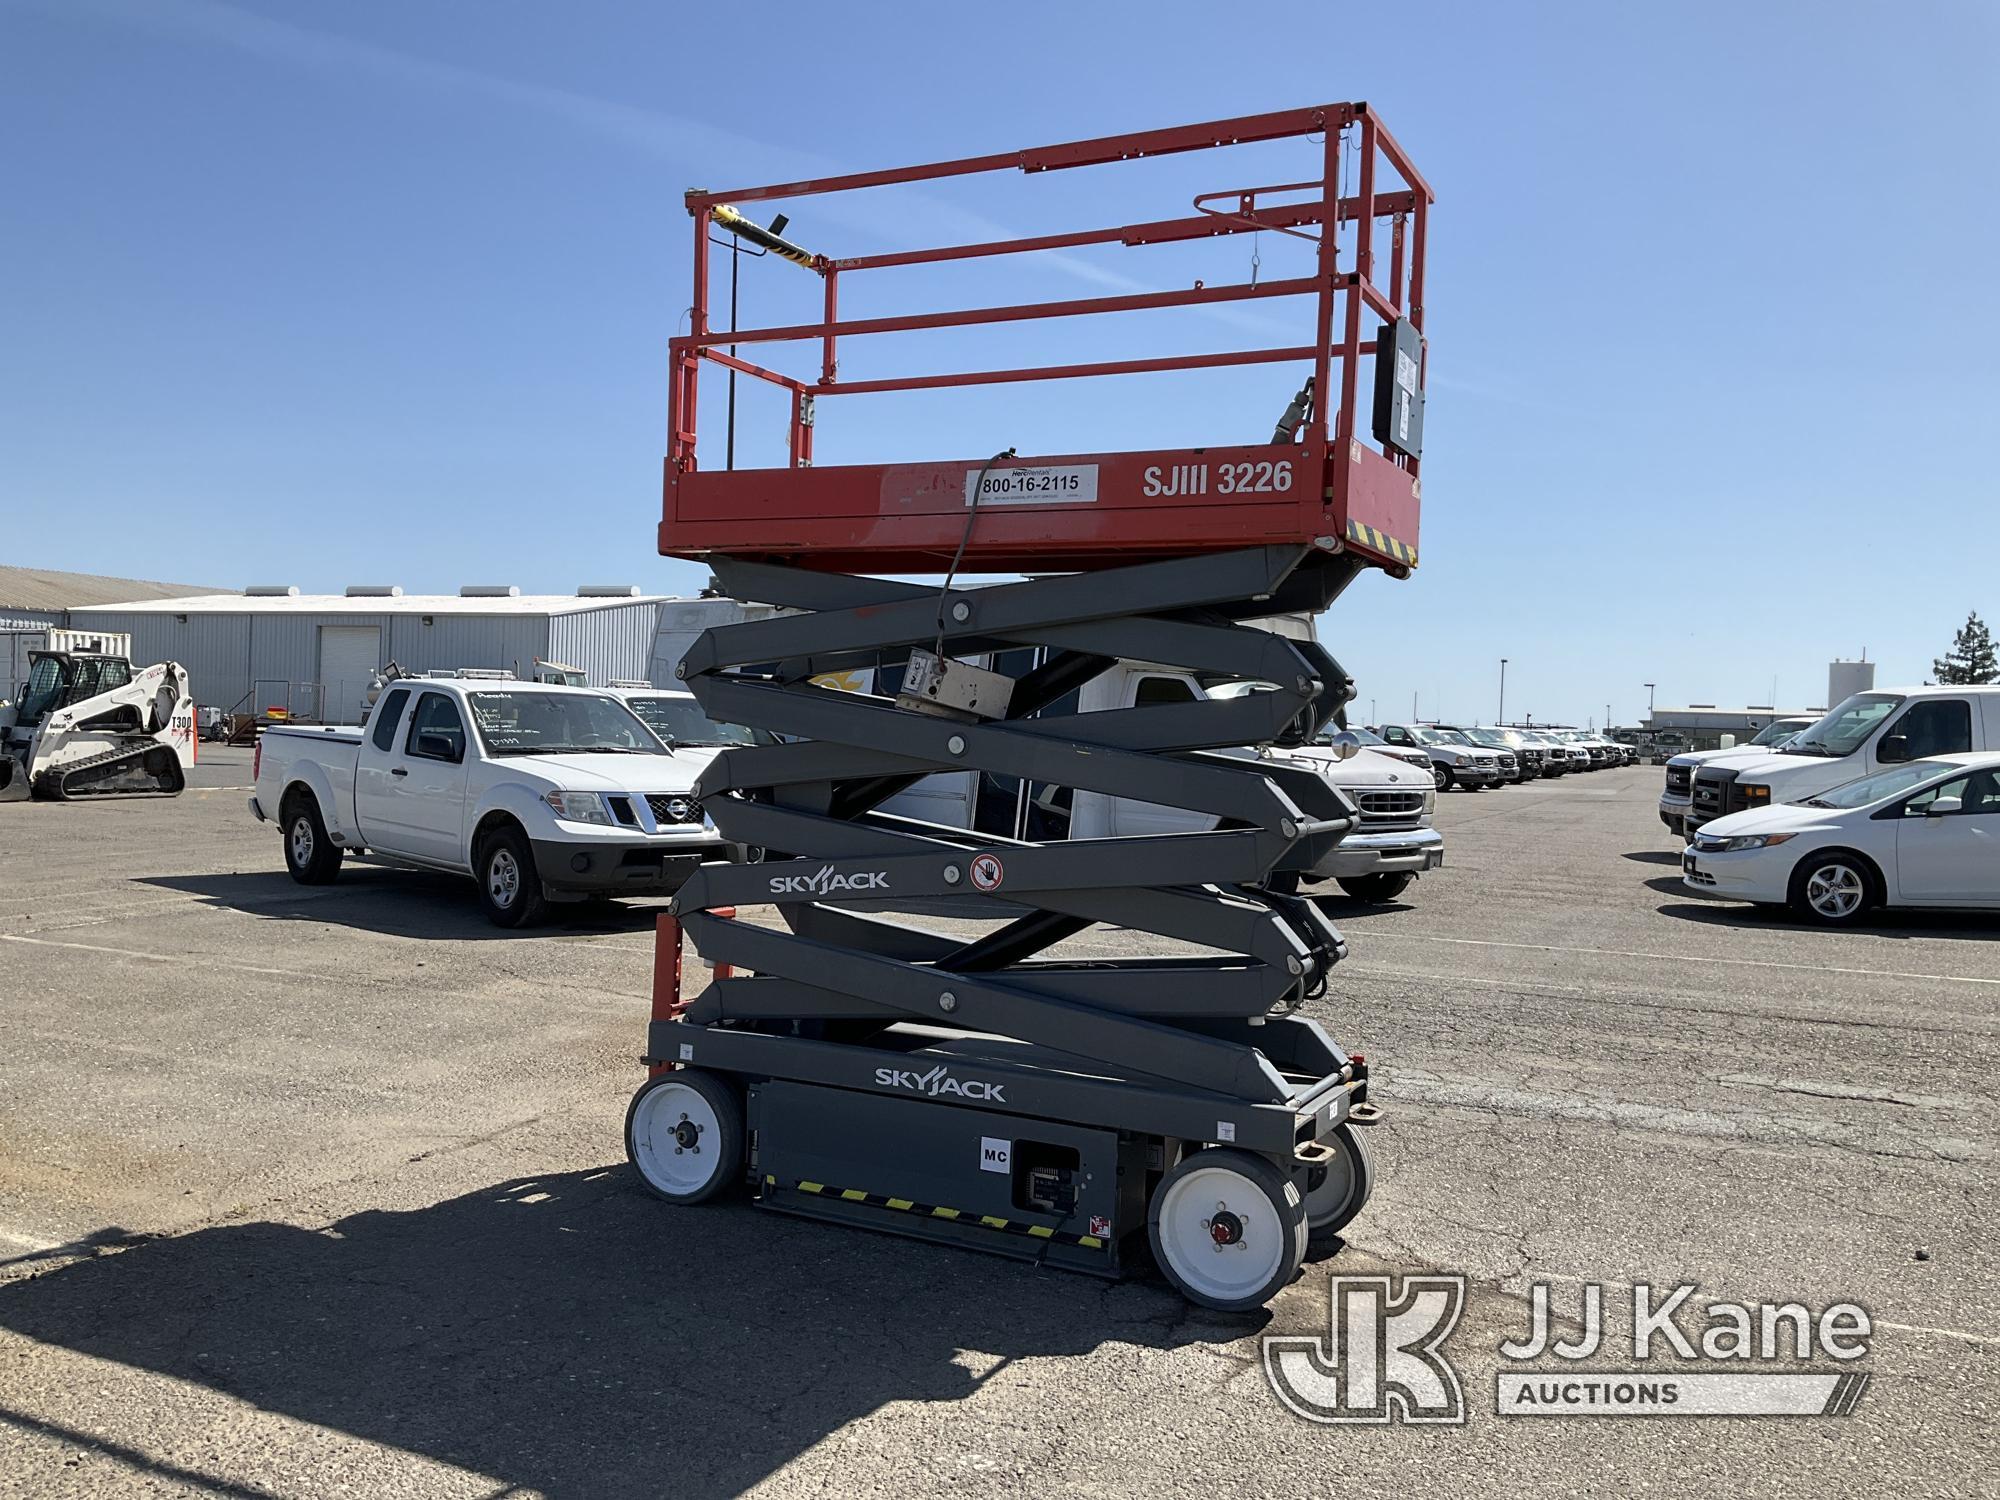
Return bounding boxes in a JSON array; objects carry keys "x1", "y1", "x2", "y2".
[{"x1": 0, "y1": 651, "x2": 195, "y2": 801}]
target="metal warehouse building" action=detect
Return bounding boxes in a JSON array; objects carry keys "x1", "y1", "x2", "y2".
[
  {"x1": 0, "y1": 563, "x2": 219, "y2": 632},
  {"x1": 71, "y1": 585, "x2": 670, "y2": 723}
]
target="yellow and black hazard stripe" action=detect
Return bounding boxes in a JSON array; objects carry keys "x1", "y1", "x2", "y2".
[
  {"x1": 711, "y1": 204, "x2": 818, "y2": 269},
  {"x1": 1346, "y1": 518, "x2": 1418, "y2": 567},
  {"x1": 766, "y1": 1175, "x2": 1108, "y2": 1250}
]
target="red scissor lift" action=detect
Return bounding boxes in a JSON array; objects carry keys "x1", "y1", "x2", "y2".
[{"x1": 636, "y1": 106, "x2": 1434, "y2": 1310}]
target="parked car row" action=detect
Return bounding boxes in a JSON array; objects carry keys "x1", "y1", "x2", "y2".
[
  {"x1": 1670, "y1": 684, "x2": 2000, "y2": 924},
  {"x1": 1365, "y1": 723, "x2": 1633, "y2": 791}
]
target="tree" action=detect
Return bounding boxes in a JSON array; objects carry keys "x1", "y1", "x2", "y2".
[{"x1": 1934, "y1": 611, "x2": 1999, "y2": 685}]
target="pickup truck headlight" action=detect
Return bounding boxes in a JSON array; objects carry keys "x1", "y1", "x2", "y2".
[
  {"x1": 1739, "y1": 784, "x2": 1772, "y2": 805},
  {"x1": 544, "y1": 790, "x2": 613, "y2": 825},
  {"x1": 1423, "y1": 787, "x2": 1437, "y2": 815}
]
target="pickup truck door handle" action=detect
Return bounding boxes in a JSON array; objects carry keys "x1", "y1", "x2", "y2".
[{"x1": 390, "y1": 767, "x2": 408, "y2": 777}]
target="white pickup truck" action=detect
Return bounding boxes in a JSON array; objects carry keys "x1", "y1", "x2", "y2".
[
  {"x1": 1683, "y1": 685, "x2": 2000, "y2": 835},
  {"x1": 885, "y1": 660, "x2": 1445, "y2": 903},
  {"x1": 1657, "y1": 716, "x2": 1814, "y2": 838},
  {"x1": 250, "y1": 677, "x2": 735, "y2": 926}
]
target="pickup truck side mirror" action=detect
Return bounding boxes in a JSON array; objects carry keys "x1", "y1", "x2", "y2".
[
  {"x1": 1878, "y1": 734, "x2": 1911, "y2": 763},
  {"x1": 1322, "y1": 730, "x2": 1364, "y2": 761},
  {"x1": 1924, "y1": 795, "x2": 1963, "y2": 817},
  {"x1": 415, "y1": 731, "x2": 461, "y2": 763}
]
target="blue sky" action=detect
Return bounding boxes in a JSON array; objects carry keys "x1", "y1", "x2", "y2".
[{"x1": 3, "y1": 1, "x2": 1994, "y2": 726}]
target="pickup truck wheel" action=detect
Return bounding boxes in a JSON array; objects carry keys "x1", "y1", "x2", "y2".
[
  {"x1": 477, "y1": 825, "x2": 548, "y2": 928},
  {"x1": 281, "y1": 795, "x2": 342, "y2": 885},
  {"x1": 1431, "y1": 763, "x2": 1452, "y2": 792},
  {"x1": 1335, "y1": 872, "x2": 1413, "y2": 903}
]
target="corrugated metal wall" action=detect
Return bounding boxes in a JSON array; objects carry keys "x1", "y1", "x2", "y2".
[
  {"x1": 548, "y1": 601, "x2": 660, "y2": 686},
  {"x1": 66, "y1": 605, "x2": 663, "y2": 714},
  {"x1": 387, "y1": 614, "x2": 552, "y2": 682},
  {"x1": 75, "y1": 609, "x2": 558, "y2": 718},
  {"x1": 77, "y1": 611, "x2": 257, "y2": 711},
  {"x1": 0, "y1": 609, "x2": 65, "y2": 631}
]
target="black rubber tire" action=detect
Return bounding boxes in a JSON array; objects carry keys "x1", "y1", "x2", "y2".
[
  {"x1": 1147, "y1": 1147, "x2": 1307, "y2": 1312},
  {"x1": 1431, "y1": 762, "x2": 1452, "y2": 792},
  {"x1": 1335, "y1": 872, "x2": 1414, "y2": 903},
  {"x1": 1788, "y1": 850, "x2": 1880, "y2": 928},
  {"x1": 1304, "y1": 1122, "x2": 1375, "y2": 1251},
  {"x1": 625, "y1": 1069, "x2": 745, "y2": 1204},
  {"x1": 476, "y1": 823, "x2": 549, "y2": 928},
  {"x1": 280, "y1": 794, "x2": 343, "y2": 885}
]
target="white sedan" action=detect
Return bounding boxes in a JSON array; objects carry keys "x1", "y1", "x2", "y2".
[{"x1": 1681, "y1": 752, "x2": 2000, "y2": 925}]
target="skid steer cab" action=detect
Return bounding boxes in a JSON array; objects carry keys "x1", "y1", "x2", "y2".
[{"x1": 0, "y1": 651, "x2": 195, "y2": 801}]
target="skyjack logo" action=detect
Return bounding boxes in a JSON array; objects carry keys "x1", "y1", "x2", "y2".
[
  {"x1": 873, "y1": 1064, "x2": 1007, "y2": 1103},
  {"x1": 767, "y1": 864, "x2": 891, "y2": 897}
]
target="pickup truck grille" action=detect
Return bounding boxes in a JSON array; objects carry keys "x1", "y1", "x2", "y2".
[
  {"x1": 1690, "y1": 768, "x2": 1734, "y2": 822},
  {"x1": 1356, "y1": 789, "x2": 1426, "y2": 820},
  {"x1": 646, "y1": 793, "x2": 703, "y2": 825},
  {"x1": 1664, "y1": 764, "x2": 1692, "y2": 796},
  {"x1": 1496, "y1": 753, "x2": 1518, "y2": 775}
]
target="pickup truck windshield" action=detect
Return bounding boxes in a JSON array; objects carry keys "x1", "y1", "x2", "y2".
[
  {"x1": 1749, "y1": 719, "x2": 1812, "y2": 747},
  {"x1": 464, "y1": 691, "x2": 667, "y2": 755},
  {"x1": 1789, "y1": 693, "x2": 1902, "y2": 757},
  {"x1": 1319, "y1": 725, "x2": 1389, "y2": 747},
  {"x1": 1414, "y1": 728, "x2": 1475, "y2": 748},
  {"x1": 1802, "y1": 761, "x2": 1953, "y2": 809},
  {"x1": 624, "y1": 695, "x2": 761, "y2": 747}
]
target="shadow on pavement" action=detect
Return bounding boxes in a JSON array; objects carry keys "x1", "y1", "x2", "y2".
[
  {"x1": 1642, "y1": 875, "x2": 1727, "y2": 901},
  {"x1": 140, "y1": 871, "x2": 668, "y2": 942},
  {"x1": 0, "y1": 1167, "x2": 1214, "y2": 1498},
  {"x1": 1657, "y1": 898, "x2": 2000, "y2": 942},
  {"x1": 1621, "y1": 849, "x2": 1683, "y2": 865}
]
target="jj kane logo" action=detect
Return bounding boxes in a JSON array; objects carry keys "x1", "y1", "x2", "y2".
[
  {"x1": 1264, "y1": 1276, "x2": 1874, "y2": 1424},
  {"x1": 1264, "y1": 1276, "x2": 1467, "y2": 1424},
  {"x1": 873, "y1": 1064, "x2": 1007, "y2": 1103},
  {"x1": 767, "y1": 864, "x2": 891, "y2": 897}
]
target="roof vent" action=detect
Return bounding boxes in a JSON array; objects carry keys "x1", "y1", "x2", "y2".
[
  {"x1": 1689, "y1": 703, "x2": 1715, "y2": 709},
  {"x1": 245, "y1": 584, "x2": 299, "y2": 597},
  {"x1": 344, "y1": 585, "x2": 403, "y2": 597},
  {"x1": 460, "y1": 584, "x2": 521, "y2": 598},
  {"x1": 576, "y1": 584, "x2": 641, "y2": 597}
]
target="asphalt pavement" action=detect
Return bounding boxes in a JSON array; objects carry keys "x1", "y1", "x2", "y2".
[{"x1": 0, "y1": 752, "x2": 1992, "y2": 1497}]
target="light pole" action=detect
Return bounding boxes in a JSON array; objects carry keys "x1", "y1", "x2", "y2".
[
  {"x1": 1644, "y1": 682, "x2": 1656, "y2": 720},
  {"x1": 1498, "y1": 658, "x2": 1508, "y2": 726}
]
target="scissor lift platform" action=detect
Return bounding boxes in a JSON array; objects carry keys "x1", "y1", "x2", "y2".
[
  {"x1": 631, "y1": 105, "x2": 1431, "y2": 1310},
  {"x1": 661, "y1": 103, "x2": 1429, "y2": 577}
]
